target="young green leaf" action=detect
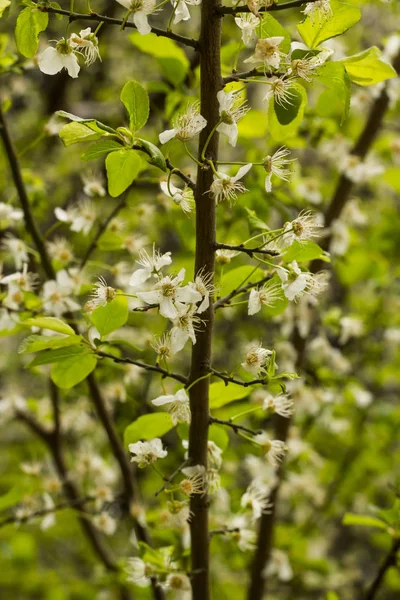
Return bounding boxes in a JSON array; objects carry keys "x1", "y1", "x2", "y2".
[
  {"x1": 23, "y1": 316, "x2": 75, "y2": 336},
  {"x1": 297, "y1": 1, "x2": 361, "y2": 49},
  {"x1": 209, "y1": 382, "x2": 250, "y2": 409},
  {"x1": 106, "y1": 149, "x2": 142, "y2": 197},
  {"x1": 18, "y1": 334, "x2": 82, "y2": 354},
  {"x1": 15, "y1": 7, "x2": 48, "y2": 58},
  {"x1": 51, "y1": 353, "x2": 97, "y2": 388},
  {"x1": 257, "y1": 13, "x2": 291, "y2": 54},
  {"x1": 342, "y1": 513, "x2": 388, "y2": 530},
  {"x1": 283, "y1": 240, "x2": 330, "y2": 263},
  {"x1": 341, "y1": 47, "x2": 397, "y2": 86},
  {"x1": 124, "y1": 413, "x2": 174, "y2": 447},
  {"x1": 59, "y1": 122, "x2": 103, "y2": 147},
  {"x1": 120, "y1": 80, "x2": 149, "y2": 133},
  {"x1": 91, "y1": 294, "x2": 129, "y2": 337},
  {"x1": 268, "y1": 83, "x2": 307, "y2": 141},
  {"x1": 0, "y1": 0, "x2": 10, "y2": 18},
  {"x1": 25, "y1": 345, "x2": 88, "y2": 368},
  {"x1": 81, "y1": 139, "x2": 123, "y2": 161},
  {"x1": 136, "y1": 138, "x2": 167, "y2": 172}
]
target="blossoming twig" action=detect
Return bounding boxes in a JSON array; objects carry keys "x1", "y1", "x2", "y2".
[
  {"x1": 0, "y1": 496, "x2": 95, "y2": 530},
  {"x1": 154, "y1": 460, "x2": 189, "y2": 496},
  {"x1": 97, "y1": 350, "x2": 188, "y2": 384},
  {"x1": 165, "y1": 158, "x2": 196, "y2": 191},
  {"x1": 214, "y1": 242, "x2": 279, "y2": 257},
  {"x1": 210, "y1": 416, "x2": 262, "y2": 436},
  {"x1": 210, "y1": 368, "x2": 267, "y2": 388},
  {"x1": 217, "y1": 0, "x2": 320, "y2": 15},
  {"x1": 35, "y1": 4, "x2": 200, "y2": 49},
  {"x1": 214, "y1": 274, "x2": 272, "y2": 309}
]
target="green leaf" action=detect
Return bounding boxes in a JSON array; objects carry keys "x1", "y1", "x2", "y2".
[
  {"x1": 51, "y1": 353, "x2": 97, "y2": 389},
  {"x1": 326, "y1": 593, "x2": 340, "y2": 600},
  {"x1": 341, "y1": 46, "x2": 397, "y2": 87},
  {"x1": 124, "y1": 413, "x2": 174, "y2": 447},
  {"x1": 209, "y1": 382, "x2": 250, "y2": 409},
  {"x1": 81, "y1": 139, "x2": 123, "y2": 161},
  {"x1": 129, "y1": 33, "x2": 189, "y2": 86},
  {"x1": 0, "y1": 0, "x2": 10, "y2": 18},
  {"x1": 245, "y1": 207, "x2": 270, "y2": 231},
  {"x1": 56, "y1": 111, "x2": 116, "y2": 134},
  {"x1": 15, "y1": 7, "x2": 48, "y2": 58},
  {"x1": 91, "y1": 295, "x2": 129, "y2": 337},
  {"x1": 18, "y1": 334, "x2": 82, "y2": 354},
  {"x1": 120, "y1": 80, "x2": 149, "y2": 133},
  {"x1": 316, "y1": 61, "x2": 351, "y2": 124},
  {"x1": 136, "y1": 138, "x2": 167, "y2": 172},
  {"x1": 0, "y1": 487, "x2": 24, "y2": 512},
  {"x1": 106, "y1": 149, "x2": 142, "y2": 197},
  {"x1": 257, "y1": 13, "x2": 291, "y2": 54},
  {"x1": 219, "y1": 265, "x2": 265, "y2": 298},
  {"x1": 59, "y1": 122, "x2": 103, "y2": 147},
  {"x1": 297, "y1": 0, "x2": 361, "y2": 49},
  {"x1": 25, "y1": 345, "x2": 88, "y2": 368},
  {"x1": 283, "y1": 240, "x2": 330, "y2": 263},
  {"x1": 342, "y1": 513, "x2": 388, "y2": 530},
  {"x1": 268, "y1": 83, "x2": 307, "y2": 141},
  {"x1": 23, "y1": 316, "x2": 75, "y2": 336}
]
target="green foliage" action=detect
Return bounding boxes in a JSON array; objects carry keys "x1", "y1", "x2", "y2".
[
  {"x1": 341, "y1": 47, "x2": 397, "y2": 86},
  {"x1": 124, "y1": 413, "x2": 175, "y2": 447},
  {"x1": 22, "y1": 317, "x2": 75, "y2": 336},
  {"x1": 282, "y1": 240, "x2": 330, "y2": 263},
  {"x1": 120, "y1": 80, "x2": 150, "y2": 133},
  {"x1": 91, "y1": 295, "x2": 129, "y2": 336},
  {"x1": 15, "y1": 7, "x2": 48, "y2": 58},
  {"x1": 105, "y1": 149, "x2": 142, "y2": 197},
  {"x1": 0, "y1": 0, "x2": 10, "y2": 18},
  {"x1": 51, "y1": 349, "x2": 97, "y2": 388},
  {"x1": 18, "y1": 334, "x2": 82, "y2": 354},
  {"x1": 342, "y1": 513, "x2": 388, "y2": 530},
  {"x1": 129, "y1": 33, "x2": 190, "y2": 85},
  {"x1": 268, "y1": 83, "x2": 307, "y2": 141},
  {"x1": 316, "y1": 61, "x2": 351, "y2": 124},
  {"x1": 297, "y1": 0, "x2": 361, "y2": 48},
  {"x1": 257, "y1": 14, "x2": 291, "y2": 53},
  {"x1": 209, "y1": 382, "x2": 250, "y2": 409},
  {"x1": 81, "y1": 139, "x2": 123, "y2": 161}
]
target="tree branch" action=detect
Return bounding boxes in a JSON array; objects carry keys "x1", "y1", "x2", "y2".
[
  {"x1": 218, "y1": 0, "x2": 319, "y2": 15},
  {"x1": 210, "y1": 368, "x2": 267, "y2": 387},
  {"x1": 0, "y1": 496, "x2": 94, "y2": 529},
  {"x1": 364, "y1": 538, "x2": 400, "y2": 600},
  {"x1": 35, "y1": 4, "x2": 199, "y2": 49},
  {"x1": 214, "y1": 242, "x2": 278, "y2": 257},
  {"x1": 210, "y1": 416, "x2": 262, "y2": 436},
  {"x1": 166, "y1": 158, "x2": 197, "y2": 191},
  {"x1": 97, "y1": 350, "x2": 188, "y2": 384},
  {"x1": 214, "y1": 274, "x2": 272, "y2": 310}
]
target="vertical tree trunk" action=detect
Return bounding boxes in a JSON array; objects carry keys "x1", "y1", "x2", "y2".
[{"x1": 188, "y1": 1, "x2": 221, "y2": 598}]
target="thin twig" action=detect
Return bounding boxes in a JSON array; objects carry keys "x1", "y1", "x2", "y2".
[
  {"x1": 210, "y1": 416, "x2": 262, "y2": 436},
  {"x1": 214, "y1": 275, "x2": 272, "y2": 310},
  {"x1": 209, "y1": 527, "x2": 240, "y2": 537},
  {"x1": 0, "y1": 496, "x2": 94, "y2": 529},
  {"x1": 97, "y1": 350, "x2": 188, "y2": 384},
  {"x1": 364, "y1": 538, "x2": 400, "y2": 600},
  {"x1": 80, "y1": 195, "x2": 127, "y2": 269},
  {"x1": 222, "y1": 69, "x2": 279, "y2": 85},
  {"x1": 166, "y1": 158, "x2": 196, "y2": 191},
  {"x1": 210, "y1": 368, "x2": 267, "y2": 388},
  {"x1": 215, "y1": 242, "x2": 278, "y2": 257},
  {"x1": 35, "y1": 4, "x2": 199, "y2": 49},
  {"x1": 155, "y1": 460, "x2": 189, "y2": 496}
]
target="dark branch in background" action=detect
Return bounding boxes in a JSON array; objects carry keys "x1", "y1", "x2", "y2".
[
  {"x1": 247, "y1": 51, "x2": 400, "y2": 600},
  {"x1": 0, "y1": 496, "x2": 94, "y2": 529},
  {"x1": 166, "y1": 158, "x2": 197, "y2": 191},
  {"x1": 0, "y1": 106, "x2": 56, "y2": 280},
  {"x1": 210, "y1": 416, "x2": 262, "y2": 436},
  {"x1": 80, "y1": 195, "x2": 127, "y2": 269},
  {"x1": 97, "y1": 350, "x2": 188, "y2": 383},
  {"x1": 214, "y1": 274, "x2": 272, "y2": 309},
  {"x1": 218, "y1": 0, "x2": 319, "y2": 15},
  {"x1": 214, "y1": 242, "x2": 278, "y2": 257},
  {"x1": 222, "y1": 69, "x2": 278, "y2": 85},
  {"x1": 1, "y1": 107, "x2": 164, "y2": 600},
  {"x1": 35, "y1": 4, "x2": 199, "y2": 49},
  {"x1": 364, "y1": 538, "x2": 400, "y2": 600}
]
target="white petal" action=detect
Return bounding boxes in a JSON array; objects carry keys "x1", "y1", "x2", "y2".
[
  {"x1": 248, "y1": 289, "x2": 261, "y2": 315},
  {"x1": 129, "y1": 268, "x2": 151, "y2": 288},
  {"x1": 159, "y1": 128, "x2": 177, "y2": 144},
  {"x1": 115, "y1": 0, "x2": 132, "y2": 8},
  {"x1": 133, "y1": 11, "x2": 152, "y2": 35},
  {"x1": 176, "y1": 286, "x2": 202, "y2": 304},
  {"x1": 233, "y1": 163, "x2": 252, "y2": 181},
  {"x1": 136, "y1": 290, "x2": 161, "y2": 304},
  {"x1": 217, "y1": 122, "x2": 238, "y2": 147},
  {"x1": 152, "y1": 394, "x2": 175, "y2": 406},
  {"x1": 170, "y1": 327, "x2": 189, "y2": 353},
  {"x1": 265, "y1": 174, "x2": 272, "y2": 193},
  {"x1": 159, "y1": 296, "x2": 178, "y2": 319},
  {"x1": 38, "y1": 47, "x2": 64, "y2": 75},
  {"x1": 54, "y1": 207, "x2": 70, "y2": 222},
  {"x1": 62, "y1": 53, "x2": 80, "y2": 78}
]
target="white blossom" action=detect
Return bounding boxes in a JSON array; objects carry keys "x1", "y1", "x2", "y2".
[
  {"x1": 129, "y1": 245, "x2": 172, "y2": 289},
  {"x1": 54, "y1": 199, "x2": 96, "y2": 235},
  {"x1": 115, "y1": 0, "x2": 157, "y2": 35},
  {"x1": 86, "y1": 276, "x2": 117, "y2": 311},
  {"x1": 129, "y1": 438, "x2": 168, "y2": 468},
  {"x1": 280, "y1": 210, "x2": 323, "y2": 248},
  {"x1": 235, "y1": 13, "x2": 259, "y2": 46},
  {"x1": 46, "y1": 237, "x2": 73, "y2": 266},
  {"x1": 210, "y1": 164, "x2": 252, "y2": 204},
  {"x1": 303, "y1": 0, "x2": 332, "y2": 24},
  {"x1": 152, "y1": 388, "x2": 191, "y2": 424},
  {"x1": 159, "y1": 103, "x2": 207, "y2": 144},
  {"x1": 263, "y1": 146, "x2": 295, "y2": 193},
  {"x1": 38, "y1": 39, "x2": 80, "y2": 78},
  {"x1": 0, "y1": 203, "x2": 23, "y2": 224},
  {"x1": 263, "y1": 392, "x2": 294, "y2": 418},
  {"x1": 180, "y1": 465, "x2": 207, "y2": 496},
  {"x1": 125, "y1": 557, "x2": 153, "y2": 587},
  {"x1": 254, "y1": 433, "x2": 288, "y2": 466},
  {"x1": 136, "y1": 269, "x2": 202, "y2": 319},
  {"x1": 263, "y1": 549, "x2": 293, "y2": 581},
  {"x1": 160, "y1": 181, "x2": 195, "y2": 214},
  {"x1": 241, "y1": 481, "x2": 273, "y2": 520},
  {"x1": 170, "y1": 304, "x2": 202, "y2": 353},
  {"x1": 170, "y1": 0, "x2": 201, "y2": 24},
  {"x1": 82, "y1": 171, "x2": 106, "y2": 197},
  {"x1": 2, "y1": 235, "x2": 29, "y2": 269},
  {"x1": 248, "y1": 282, "x2": 282, "y2": 315},
  {"x1": 216, "y1": 90, "x2": 249, "y2": 147},
  {"x1": 93, "y1": 512, "x2": 117, "y2": 536},
  {"x1": 42, "y1": 270, "x2": 81, "y2": 316},
  {"x1": 339, "y1": 316, "x2": 364, "y2": 344},
  {"x1": 69, "y1": 28, "x2": 101, "y2": 66},
  {"x1": 244, "y1": 37, "x2": 285, "y2": 70},
  {"x1": 241, "y1": 344, "x2": 272, "y2": 376}
]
